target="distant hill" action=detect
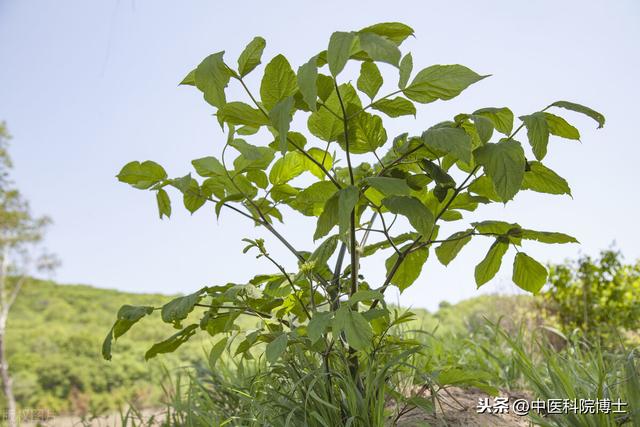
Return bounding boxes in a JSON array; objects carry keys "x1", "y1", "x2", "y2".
[
  {"x1": 3, "y1": 278, "x2": 533, "y2": 416},
  {"x1": 5, "y1": 279, "x2": 208, "y2": 415}
]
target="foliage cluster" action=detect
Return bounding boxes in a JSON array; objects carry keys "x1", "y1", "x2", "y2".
[
  {"x1": 104, "y1": 21, "x2": 604, "y2": 424},
  {"x1": 541, "y1": 249, "x2": 640, "y2": 345},
  {"x1": 1, "y1": 279, "x2": 238, "y2": 415}
]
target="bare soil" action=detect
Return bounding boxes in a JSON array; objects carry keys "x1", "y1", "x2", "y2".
[{"x1": 398, "y1": 387, "x2": 533, "y2": 427}]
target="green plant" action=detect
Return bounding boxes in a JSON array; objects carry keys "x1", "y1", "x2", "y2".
[
  {"x1": 542, "y1": 249, "x2": 640, "y2": 345},
  {"x1": 103, "y1": 22, "x2": 604, "y2": 424},
  {"x1": 498, "y1": 326, "x2": 640, "y2": 427}
]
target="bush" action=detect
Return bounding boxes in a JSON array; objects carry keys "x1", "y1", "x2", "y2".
[{"x1": 542, "y1": 249, "x2": 640, "y2": 345}]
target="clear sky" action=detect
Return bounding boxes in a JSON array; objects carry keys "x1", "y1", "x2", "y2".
[{"x1": 1, "y1": 0, "x2": 639, "y2": 311}]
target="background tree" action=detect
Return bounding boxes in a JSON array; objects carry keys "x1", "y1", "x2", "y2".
[
  {"x1": 542, "y1": 249, "x2": 640, "y2": 345},
  {"x1": 0, "y1": 122, "x2": 54, "y2": 427}
]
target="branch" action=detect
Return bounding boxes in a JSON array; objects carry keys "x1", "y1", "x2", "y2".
[
  {"x1": 334, "y1": 80, "x2": 358, "y2": 298},
  {"x1": 234, "y1": 75, "x2": 341, "y2": 189},
  {"x1": 371, "y1": 166, "x2": 480, "y2": 308}
]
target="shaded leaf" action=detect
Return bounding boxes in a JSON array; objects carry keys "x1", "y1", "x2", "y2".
[
  {"x1": 475, "y1": 239, "x2": 509, "y2": 287},
  {"x1": 194, "y1": 52, "x2": 231, "y2": 108},
  {"x1": 385, "y1": 245, "x2": 429, "y2": 292},
  {"x1": 297, "y1": 56, "x2": 319, "y2": 111},
  {"x1": 520, "y1": 112, "x2": 550, "y2": 160},
  {"x1": 260, "y1": 54, "x2": 297, "y2": 110},
  {"x1": 522, "y1": 161, "x2": 571, "y2": 196},
  {"x1": 327, "y1": 32, "x2": 356, "y2": 76},
  {"x1": 436, "y1": 230, "x2": 473, "y2": 266},
  {"x1": 237, "y1": 36, "x2": 266, "y2": 77},
  {"x1": 474, "y1": 139, "x2": 526, "y2": 201},
  {"x1": 372, "y1": 97, "x2": 416, "y2": 118},
  {"x1": 382, "y1": 196, "x2": 434, "y2": 236},
  {"x1": 266, "y1": 333, "x2": 288, "y2": 363},
  {"x1": 357, "y1": 61, "x2": 383, "y2": 99},
  {"x1": 549, "y1": 101, "x2": 605, "y2": 128},
  {"x1": 358, "y1": 32, "x2": 401, "y2": 66},
  {"x1": 422, "y1": 126, "x2": 472, "y2": 163}
]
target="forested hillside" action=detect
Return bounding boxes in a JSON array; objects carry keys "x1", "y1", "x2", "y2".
[{"x1": 4, "y1": 279, "x2": 206, "y2": 414}]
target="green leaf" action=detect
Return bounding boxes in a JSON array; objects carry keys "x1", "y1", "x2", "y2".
[
  {"x1": 362, "y1": 232, "x2": 418, "y2": 257},
  {"x1": 382, "y1": 196, "x2": 434, "y2": 236},
  {"x1": 365, "y1": 177, "x2": 410, "y2": 196},
  {"x1": 520, "y1": 112, "x2": 550, "y2": 160},
  {"x1": 297, "y1": 56, "x2": 319, "y2": 111},
  {"x1": 349, "y1": 290, "x2": 384, "y2": 306},
  {"x1": 218, "y1": 102, "x2": 270, "y2": 127},
  {"x1": 404, "y1": 65, "x2": 487, "y2": 104},
  {"x1": 333, "y1": 307, "x2": 373, "y2": 351},
  {"x1": 156, "y1": 189, "x2": 171, "y2": 219},
  {"x1": 421, "y1": 160, "x2": 455, "y2": 187},
  {"x1": 544, "y1": 112, "x2": 580, "y2": 140},
  {"x1": 308, "y1": 83, "x2": 361, "y2": 142},
  {"x1": 269, "y1": 151, "x2": 306, "y2": 185},
  {"x1": 305, "y1": 148, "x2": 334, "y2": 180},
  {"x1": 398, "y1": 53, "x2": 413, "y2": 89},
  {"x1": 521, "y1": 229, "x2": 578, "y2": 244},
  {"x1": 179, "y1": 69, "x2": 195, "y2": 86},
  {"x1": 237, "y1": 36, "x2": 266, "y2": 77},
  {"x1": 359, "y1": 22, "x2": 415, "y2": 45},
  {"x1": 308, "y1": 311, "x2": 332, "y2": 343},
  {"x1": 522, "y1": 161, "x2": 571, "y2": 196},
  {"x1": 289, "y1": 181, "x2": 337, "y2": 216},
  {"x1": 468, "y1": 175, "x2": 502, "y2": 202},
  {"x1": 113, "y1": 305, "x2": 154, "y2": 340},
  {"x1": 161, "y1": 289, "x2": 204, "y2": 326},
  {"x1": 314, "y1": 193, "x2": 339, "y2": 240},
  {"x1": 260, "y1": 54, "x2": 297, "y2": 110},
  {"x1": 385, "y1": 245, "x2": 429, "y2": 292},
  {"x1": 549, "y1": 101, "x2": 605, "y2": 129},
  {"x1": 474, "y1": 139, "x2": 526, "y2": 201},
  {"x1": 337, "y1": 111, "x2": 386, "y2": 154},
  {"x1": 102, "y1": 328, "x2": 114, "y2": 360},
  {"x1": 358, "y1": 32, "x2": 401, "y2": 66},
  {"x1": 512, "y1": 252, "x2": 547, "y2": 293},
  {"x1": 266, "y1": 333, "x2": 288, "y2": 363},
  {"x1": 316, "y1": 74, "x2": 334, "y2": 101},
  {"x1": 473, "y1": 107, "x2": 514, "y2": 135},
  {"x1": 327, "y1": 31, "x2": 356, "y2": 76},
  {"x1": 269, "y1": 96, "x2": 295, "y2": 153},
  {"x1": 372, "y1": 97, "x2": 416, "y2": 118},
  {"x1": 474, "y1": 239, "x2": 509, "y2": 287},
  {"x1": 232, "y1": 140, "x2": 275, "y2": 171},
  {"x1": 472, "y1": 220, "x2": 520, "y2": 235},
  {"x1": 183, "y1": 179, "x2": 207, "y2": 213},
  {"x1": 194, "y1": 52, "x2": 231, "y2": 108},
  {"x1": 145, "y1": 324, "x2": 199, "y2": 360},
  {"x1": 192, "y1": 156, "x2": 225, "y2": 177},
  {"x1": 435, "y1": 230, "x2": 473, "y2": 266},
  {"x1": 117, "y1": 161, "x2": 167, "y2": 190},
  {"x1": 208, "y1": 337, "x2": 228, "y2": 367},
  {"x1": 338, "y1": 186, "x2": 359, "y2": 237},
  {"x1": 308, "y1": 235, "x2": 339, "y2": 267},
  {"x1": 357, "y1": 61, "x2": 383, "y2": 99},
  {"x1": 422, "y1": 126, "x2": 472, "y2": 163}
]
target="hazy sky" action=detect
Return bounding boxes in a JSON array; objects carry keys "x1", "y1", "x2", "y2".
[{"x1": 1, "y1": 0, "x2": 639, "y2": 311}]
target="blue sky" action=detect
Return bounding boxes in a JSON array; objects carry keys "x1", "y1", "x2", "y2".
[{"x1": 1, "y1": 0, "x2": 639, "y2": 311}]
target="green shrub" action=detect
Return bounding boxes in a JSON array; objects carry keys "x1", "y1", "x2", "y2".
[{"x1": 542, "y1": 249, "x2": 640, "y2": 345}]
